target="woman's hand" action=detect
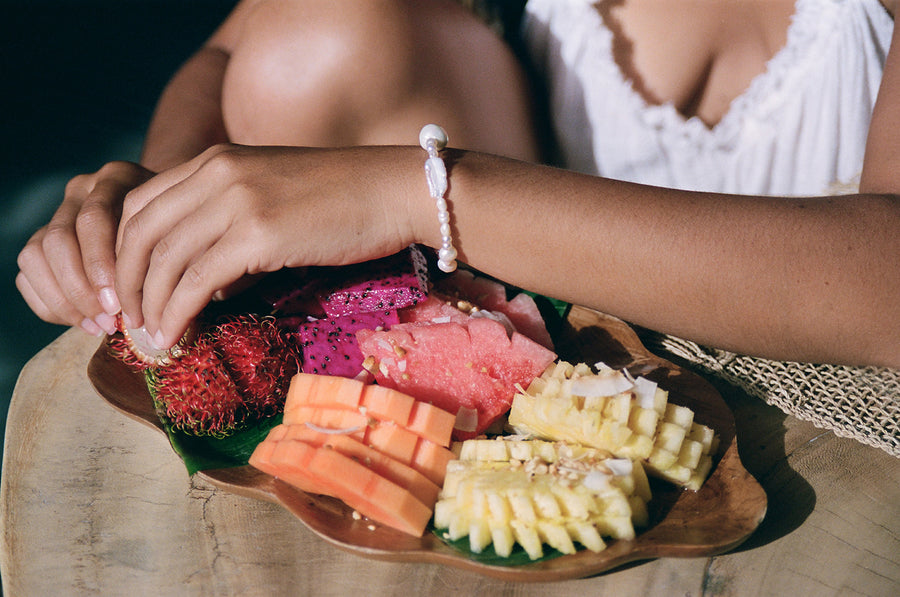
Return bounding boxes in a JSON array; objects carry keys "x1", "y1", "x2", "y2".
[
  {"x1": 115, "y1": 143, "x2": 421, "y2": 350},
  {"x1": 16, "y1": 161, "x2": 155, "y2": 335}
]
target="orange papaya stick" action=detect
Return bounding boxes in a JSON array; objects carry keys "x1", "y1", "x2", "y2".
[
  {"x1": 268, "y1": 439, "x2": 432, "y2": 537},
  {"x1": 270, "y1": 427, "x2": 440, "y2": 506},
  {"x1": 284, "y1": 405, "x2": 370, "y2": 435},
  {"x1": 406, "y1": 400, "x2": 456, "y2": 447},
  {"x1": 285, "y1": 373, "x2": 455, "y2": 447},
  {"x1": 287, "y1": 373, "x2": 415, "y2": 427},
  {"x1": 411, "y1": 438, "x2": 457, "y2": 486},
  {"x1": 280, "y1": 416, "x2": 419, "y2": 469},
  {"x1": 359, "y1": 383, "x2": 415, "y2": 427},
  {"x1": 248, "y1": 435, "x2": 279, "y2": 474}
]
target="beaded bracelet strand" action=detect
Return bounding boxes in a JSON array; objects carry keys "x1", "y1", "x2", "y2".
[{"x1": 419, "y1": 124, "x2": 458, "y2": 273}]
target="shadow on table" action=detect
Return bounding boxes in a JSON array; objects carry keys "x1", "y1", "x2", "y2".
[{"x1": 699, "y1": 374, "x2": 816, "y2": 552}]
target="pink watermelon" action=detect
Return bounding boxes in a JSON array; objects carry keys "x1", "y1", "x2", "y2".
[
  {"x1": 397, "y1": 295, "x2": 471, "y2": 325},
  {"x1": 356, "y1": 317, "x2": 557, "y2": 439},
  {"x1": 432, "y1": 269, "x2": 554, "y2": 350}
]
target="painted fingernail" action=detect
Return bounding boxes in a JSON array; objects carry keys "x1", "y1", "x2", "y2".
[
  {"x1": 98, "y1": 286, "x2": 121, "y2": 315},
  {"x1": 122, "y1": 312, "x2": 136, "y2": 329},
  {"x1": 94, "y1": 312, "x2": 118, "y2": 336},
  {"x1": 152, "y1": 330, "x2": 169, "y2": 351},
  {"x1": 80, "y1": 318, "x2": 105, "y2": 337}
]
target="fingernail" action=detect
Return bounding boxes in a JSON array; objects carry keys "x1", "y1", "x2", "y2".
[
  {"x1": 80, "y1": 318, "x2": 105, "y2": 337},
  {"x1": 98, "y1": 286, "x2": 121, "y2": 315},
  {"x1": 152, "y1": 330, "x2": 169, "y2": 351},
  {"x1": 122, "y1": 312, "x2": 136, "y2": 329},
  {"x1": 94, "y1": 312, "x2": 118, "y2": 336}
]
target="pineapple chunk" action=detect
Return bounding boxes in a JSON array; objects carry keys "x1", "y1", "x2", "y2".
[
  {"x1": 434, "y1": 438, "x2": 651, "y2": 560},
  {"x1": 508, "y1": 360, "x2": 719, "y2": 489}
]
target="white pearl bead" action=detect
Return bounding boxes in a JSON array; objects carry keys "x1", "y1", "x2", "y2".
[
  {"x1": 440, "y1": 223, "x2": 451, "y2": 237},
  {"x1": 439, "y1": 246, "x2": 458, "y2": 263},
  {"x1": 437, "y1": 210, "x2": 450, "y2": 224},
  {"x1": 419, "y1": 124, "x2": 448, "y2": 151},
  {"x1": 437, "y1": 259, "x2": 457, "y2": 273},
  {"x1": 435, "y1": 197, "x2": 447, "y2": 212}
]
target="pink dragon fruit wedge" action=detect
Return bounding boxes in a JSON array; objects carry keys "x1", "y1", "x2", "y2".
[
  {"x1": 315, "y1": 245, "x2": 429, "y2": 317},
  {"x1": 297, "y1": 310, "x2": 400, "y2": 378}
]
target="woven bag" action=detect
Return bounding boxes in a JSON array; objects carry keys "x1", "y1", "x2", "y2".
[{"x1": 639, "y1": 331, "x2": 900, "y2": 458}]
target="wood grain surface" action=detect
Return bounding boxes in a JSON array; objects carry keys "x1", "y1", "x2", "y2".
[{"x1": 2, "y1": 326, "x2": 898, "y2": 596}]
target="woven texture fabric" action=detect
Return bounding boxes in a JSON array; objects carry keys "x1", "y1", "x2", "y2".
[{"x1": 639, "y1": 332, "x2": 900, "y2": 458}]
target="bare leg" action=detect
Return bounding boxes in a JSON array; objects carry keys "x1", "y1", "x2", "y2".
[{"x1": 220, "y1": 0, "x2": 539, "y2": 160}]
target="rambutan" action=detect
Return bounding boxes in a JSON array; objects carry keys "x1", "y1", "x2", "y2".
[
  {"x1": 108, "y1": 314, "x2": 197, "y2": 370},
  {"x1": 127, "y1": 314, "x2": 301, "y2": 437},
  {"x1": 149, "y1": 339, "x2": 250, "y2": 437},
  {"x1": 211, "y1": 314, "x2": 300, "y2": 419}
]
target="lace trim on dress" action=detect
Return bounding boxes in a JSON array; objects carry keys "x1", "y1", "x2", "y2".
[{"x1": 578, "y1": 0, "x2": 843, "y2": 150}]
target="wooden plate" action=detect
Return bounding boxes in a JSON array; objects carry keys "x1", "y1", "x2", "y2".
[{"x1": 87, "y1": 305, "x2": 767, "y2": 582}]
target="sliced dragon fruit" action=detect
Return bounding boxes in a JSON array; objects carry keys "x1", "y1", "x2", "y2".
[
  {"x1": 315, "y1": 246, "x2": 429, "y2": 317},
  {"x1": 297, "y1": 310, "x2": 400, "y2": 378}
]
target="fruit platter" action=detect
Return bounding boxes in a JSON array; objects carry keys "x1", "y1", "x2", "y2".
[{"x1": 87, "y1": 247, "x2": 767, "y2": 582}]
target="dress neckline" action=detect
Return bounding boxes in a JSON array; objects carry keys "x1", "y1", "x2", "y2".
[{"x1": 589, "y1": 0, "x2": 826, "y2": 140}]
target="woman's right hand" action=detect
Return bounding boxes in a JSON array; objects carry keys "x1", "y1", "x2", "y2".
[{"x1": 16, "y1": 161, "x2": 155, "y2": 335}]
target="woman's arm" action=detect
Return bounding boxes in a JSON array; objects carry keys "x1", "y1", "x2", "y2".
[
  {"x1": 112, "y1": 139, "x2": 900, "y2": 369},
  {"x1": 140, "y1": 0, "x2": 264, "y2": 170},
  {"x1": 440, "y1": 155, "x2": 900, "y2": 369}
]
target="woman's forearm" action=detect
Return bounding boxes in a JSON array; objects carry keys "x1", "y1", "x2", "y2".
[
  {"x1": 431, "y1": 151, "x2": 900, "y2": 368},
  {"x1": 139, "y1": 46, "x2": 231, "y2": 172},
  {"x1": 114, "y1": 144, "x2": 898, "y2": 369}
]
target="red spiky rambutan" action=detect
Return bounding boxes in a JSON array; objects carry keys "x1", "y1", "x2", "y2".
[
  {"x1": 150, "y1": 338, "x2": 250, "y2": 437},
  {"x1": 211, "y1": 314, "x2": 301, "y2": 419},
  {"x1": 110, "y1": 311, "x2": 301, "y2": 436},
  {"x1": 108, "y1": 314, "x2": 196, "y2": 370}
]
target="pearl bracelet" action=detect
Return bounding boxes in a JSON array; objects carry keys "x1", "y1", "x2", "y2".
[{"x1": 419, "y1": 124, "x2": 457, "y2": 273}]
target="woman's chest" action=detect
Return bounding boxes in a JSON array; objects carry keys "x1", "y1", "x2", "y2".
[{"x1": 596, "y1": 0, "x2": 797, "y2": 127}]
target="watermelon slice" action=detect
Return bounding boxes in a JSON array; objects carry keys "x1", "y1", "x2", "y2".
[
  {"x1": 432, "y1": 269, "x2": 554, "y2": 350},
  {"x1": 356, "y1": 317, "x2": 557, "y2": 440}
]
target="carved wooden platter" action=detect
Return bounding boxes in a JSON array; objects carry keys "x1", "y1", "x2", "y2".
[{"x1": 87, "y1": 305, "x2": 767, "y2": 582}]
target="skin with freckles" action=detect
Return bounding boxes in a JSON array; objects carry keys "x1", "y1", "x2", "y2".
[{"x1": 15, "y1": 0, "x2": 900, "y2": 368}]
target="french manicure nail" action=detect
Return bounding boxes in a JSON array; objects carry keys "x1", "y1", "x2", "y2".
[
  {"x1": 153, "y1": 330, "x2": 168, "y2": 351},
  {"x1": 98, "y1": 286, "x2": 121, "y2": 315},
  {"x1": 122, "y1": 312, "x2": 135, "y2": 329},
  {"x1": 94, "y1": 312, "x2": 118, "y2": 336},
  {"x1": 80, "y1": 318, "x2": 105, "y2": 337}
]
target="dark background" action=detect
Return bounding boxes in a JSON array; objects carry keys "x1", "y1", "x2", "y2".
[{"x1": 1, "y1": 1, "x2": 238, "y2": 458}]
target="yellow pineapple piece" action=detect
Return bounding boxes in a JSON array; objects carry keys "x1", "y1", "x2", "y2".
[
  {"x1": 655, "y1": 421, "x2": 687, "y2": 454},
  {"x1": 434, "y1": 439, "x2": 651, "y2": 560},
  {"x1": 509, "y1": 360, "x2": 719, "y2": 490}
]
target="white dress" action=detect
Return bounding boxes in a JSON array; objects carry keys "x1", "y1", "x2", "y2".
[{"x1": 522, "y1": 0, "x2": 894, "y2": 196}]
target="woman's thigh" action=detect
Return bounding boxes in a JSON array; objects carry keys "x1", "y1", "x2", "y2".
[{"x1": 221, "y1": 0, "x2": 539, "y2": 160}]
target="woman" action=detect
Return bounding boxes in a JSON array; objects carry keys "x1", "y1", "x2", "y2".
[{"x1": 16, "y1": 0, "x2": 900, "y2": 369}]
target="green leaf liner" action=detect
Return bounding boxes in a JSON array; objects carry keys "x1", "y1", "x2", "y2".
[
  {"x1": 145, "y1": 369, "x2": 283, "y2": 476},
  {"x1": 433, "y1": 529, "x2": 566, "y2": 567},
  {"x1": 162, "y1": 412, "x2": 283, "y2": 476}
]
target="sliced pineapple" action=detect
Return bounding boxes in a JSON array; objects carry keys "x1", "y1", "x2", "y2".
[
  {"x1": 434, "y1": 437, "x2": 651, "y2": 560},
  {"x1": 508, "y1": 361, "x2": 719, "y2": 489}
]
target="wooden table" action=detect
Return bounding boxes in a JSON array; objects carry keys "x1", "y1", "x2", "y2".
[{"x1": 2, "y1": 329, "x2": 898, "y2": 596}]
